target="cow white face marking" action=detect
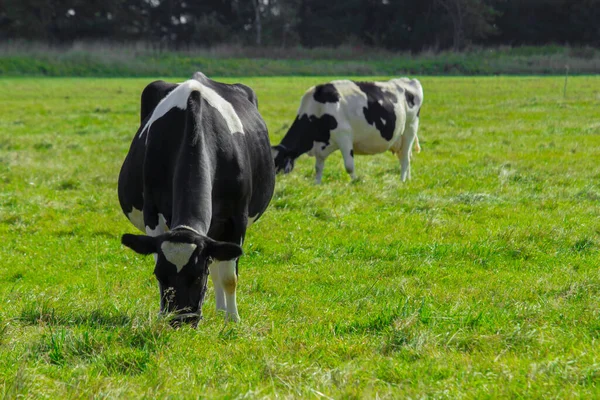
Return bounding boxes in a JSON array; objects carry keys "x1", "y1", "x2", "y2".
[
  {"x1": 140, "y1": 79, "x2": 244, "y2": 141},
  {"x1": 161, "y1": 241, "x2": 198, "y2": 273},
  {"x1": 127, "y1": 207, "x2": 145, "y2": 233}
]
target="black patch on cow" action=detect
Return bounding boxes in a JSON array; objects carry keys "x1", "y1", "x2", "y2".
[
  {"x1": 355, "y1": 82, "x2": 398, "y2": 141},
  {"x1": 417, "y1": 107, "x2": 421, "y2": 118},
  {"x1": 405, "y1": 91, "x2": 416, "y2": 108},
  {"x1": 274, "y1": 113, "x2": 337, "y2": 174},
  {"x1": 313, "y1": 84, "x2": 340, "y2": 104},
  {"x1": 350, "y1": 149, "x2": 354, "y2": 158},
  {"x1": 232, "y1": 83, "x2": 259, "y2": 108}
]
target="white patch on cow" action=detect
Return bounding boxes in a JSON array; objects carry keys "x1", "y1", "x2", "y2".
[
  {"x1": 146, "y1": 213, "x2": 168, "y2": 237},
  {"x1": 139, "y1": 79, "x2": 244, "y2": 142},
  {"x1": 247, "y1": 214, "x2": 258, "y2": 228},
  {"x1": 146, "y1": 213, "x2": 169, "y2": 263},
  {"x1": 161, "y1": 241, "x2": 197, "y2": 273},
  {"x1": 198, "y1": 84, "x2": 244, "y2": 134},
  {"x1": 127, "y1": 207, "x2": 145, "y2": 233}
]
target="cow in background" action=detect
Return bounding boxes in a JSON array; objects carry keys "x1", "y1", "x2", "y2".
[{"x1": 272, "y1": 78, "x2": 423, "y2": 183}]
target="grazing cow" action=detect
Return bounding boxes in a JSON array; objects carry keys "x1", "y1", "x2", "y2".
[
  {"x1": 272, "y1": 78, "x2": 423, "y2": 183},
  {"x1": 118, "y1": 72, "x2": 275, "y2": 324}
]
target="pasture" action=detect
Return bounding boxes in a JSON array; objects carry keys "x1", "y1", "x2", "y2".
[{"x1": 0, "y1": 76, "x2": 599, "y2": 398}]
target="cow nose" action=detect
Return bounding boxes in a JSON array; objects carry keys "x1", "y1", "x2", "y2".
[{"x1": 169, "y1": 312, "x2": 202, "y2": 328}]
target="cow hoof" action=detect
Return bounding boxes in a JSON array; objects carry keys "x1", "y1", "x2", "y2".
[{"x1": 225, "y1": 313, "x2": 240, "y2": 323}]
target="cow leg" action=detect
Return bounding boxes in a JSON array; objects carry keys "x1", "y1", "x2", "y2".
[
  {"x1": 315, "y1": 156, "x2": 326, "y2": 184},
  {"x1": 399, "y1": 118, "x2": 419, "y2": 182},
  {"x1": 337, "y1": 136, "x2": 357, "y2": 180},
  {"x1": 414, "y1": 132, "x2": 421, "y2": 154},
  {"x1": 218, "y1": 259, "x2": 240, "y2": 322},
  {"x1": 313, "y1": 142, "x2": 337, "y2": 184},
  {"x1": 209, "y1": 262, "x2": 226, "y2": 312},
  {"x1": 207, "y1": 221, "x2": 245, "y2": 321}
]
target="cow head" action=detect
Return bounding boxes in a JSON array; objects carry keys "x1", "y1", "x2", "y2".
[
  {"x1": 271, "y1": 144, "x2": 296, "y2": 174},
  {"x1": 121, "y1": 228, "x2": 242, "y2": 326}
]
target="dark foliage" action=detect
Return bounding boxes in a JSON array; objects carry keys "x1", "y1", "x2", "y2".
[{"x1": 0, "y1": 0, "x2": 597, "y2": 50}]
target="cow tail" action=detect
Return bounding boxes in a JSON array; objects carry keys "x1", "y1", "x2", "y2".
[{"x1": 185, "y1": 91, "x2": 202, "y2": 146}]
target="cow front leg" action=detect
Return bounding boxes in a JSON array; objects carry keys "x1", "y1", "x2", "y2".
[
  {"x1": 337, "y1": 137, "x2": 357, "y2": 180},
  {"x1": 312, "y1": 141, "x2": 337, "y2": 184},
  {"x1": 209, "y1": 262, "x2": 226, "y2": 312},
  {"x1": 219, "y1": 260, "x2": 240, "y2": 322},
  {"x1": 315, "y1": 156, "x2": 326, "y2": 184}
]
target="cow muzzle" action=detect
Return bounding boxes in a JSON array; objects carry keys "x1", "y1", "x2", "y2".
[
  {"x1": 275, "y1": 157, "x2": 295, "y2": 174},
  {"x1": 160, "y1": 274, "x2": 209, "y2": 328},
  {"x1": 169, "y1": 312, "x2": 202, "y2": 328}
]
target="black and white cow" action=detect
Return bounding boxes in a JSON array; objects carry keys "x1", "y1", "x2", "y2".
[
  {"x1": 272, "y1": 78, "x2": 423, "y2": 183},
  {"x1": 118, "y1": 72, "x2": 275, "y2": 324}
]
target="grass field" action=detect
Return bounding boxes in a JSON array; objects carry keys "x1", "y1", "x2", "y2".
[{"x1": 0, "y1": 75, "x2": 599, "y2": 398}]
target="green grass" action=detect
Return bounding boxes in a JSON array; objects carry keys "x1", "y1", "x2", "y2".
[
  {"x1": 0, "y1": 75, "x2": 600, "y2": 398},
  {"x1": 1, "y1": 43, "x2": 600, "y2": 76}
]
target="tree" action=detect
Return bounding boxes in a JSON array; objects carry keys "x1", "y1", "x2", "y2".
[
  {"x1": 251, "y1": 0, "x2": 262, "y2": 45},
  {"x1": 298, "y1": 0, "x2": 365, "y2": 47},
  {"x1": 435, "y1": 0, "x2": 499, "y2": 50}
]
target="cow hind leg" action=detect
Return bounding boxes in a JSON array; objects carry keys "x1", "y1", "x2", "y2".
[
  {"x1": 414, "y1": 133, "x2": 421, "y2": 154},
  {"x1": 209, "y1": 262, "x2": 226, "y2": 312},
  {"x1": 399, "y1": 118, "x2": 419, "y2": 182}
]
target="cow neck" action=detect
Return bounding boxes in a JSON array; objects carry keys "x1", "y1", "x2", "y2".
[{"x1": 170, "y1": 107, "x2": 215, "y2": 237}]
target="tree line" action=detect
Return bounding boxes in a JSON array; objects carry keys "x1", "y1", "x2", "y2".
[{"x1": 1, "y1": 0, "x2": 598, "y2": 51}]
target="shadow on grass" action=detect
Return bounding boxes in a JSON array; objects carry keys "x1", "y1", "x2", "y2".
[
  {"x1": 19, "y1": 303, "x2": 172, "y2": 376},
  {"x1": 29, "y1": 321, "x2": 169, "y2": 376},
  {"x1": 18, "y1": 304, "x2": 131, "y2": 328}
]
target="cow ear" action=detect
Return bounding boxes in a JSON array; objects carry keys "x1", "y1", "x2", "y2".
[
  {"x1": 207, "y1": 240, "x2": 243, "y2": 261},
  {"x1": 121, "y1": 234, "x2": 158, "y2": 255}
]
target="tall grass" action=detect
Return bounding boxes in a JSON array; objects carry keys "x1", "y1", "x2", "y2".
[{"x1": 1, "y1": 41, "x2": 599, "y2": 77}]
